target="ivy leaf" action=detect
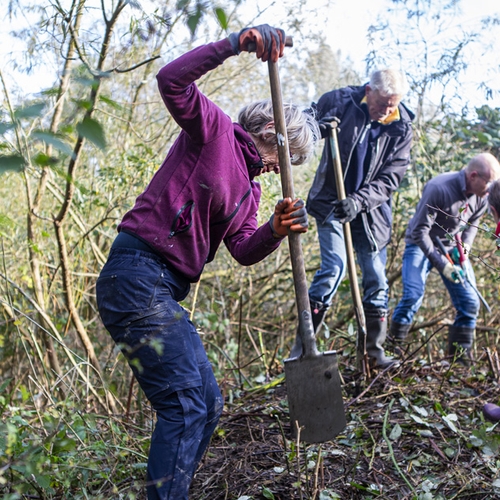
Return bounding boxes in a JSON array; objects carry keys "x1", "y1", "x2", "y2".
[
  {"x1": 389, "y1": 423, "x2": 402, "y2": 441},
  {"x1": 477, "y1": 131, "x2": 493, "y2": 144},
  {"x1": 0, "y1": 155, "x2": 25, "y2": 173},
  {"x1": 214, "y1": 7, "x2": 228, "y2": 29},
  {"x1": 14, "y1": 103, "x2": 45, "y2": 120},
  {"x1": 442, "y1": 413, "x2": 458, "y2": 433},
  {"x1": 76, "y1": 117, "x2": 107, "y2": 150},
  {"x1": 0, "y1": 122, "x2": 13, "y2": 135},
  {"x1": 262, "y1": 486, "x2": 275, "y2": 499},
  {"x1": 99, "y1": 95, "x2": 123, "y2": 110},
  {"x1": 410, "y1": 414, "x2": 429, "y2": 426},
  {"x1": 32, "y1": 130, "x2": 73, "y2": 156},
  {"x1": 187, "y1": 10, "x2": 202, "y2": 36}
]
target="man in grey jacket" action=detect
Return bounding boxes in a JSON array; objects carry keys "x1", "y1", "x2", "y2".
[
  {"x1": 306, "y1": 69, "x2": 414, "y2": 368},
  {"x1": 390, "y1": 153, "x2": 500, "y2": 364}
]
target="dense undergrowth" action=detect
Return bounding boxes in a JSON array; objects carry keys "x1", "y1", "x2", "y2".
[
  {"x1": 2, "y1": 2, "x2": 500, "y2": 498},
  {"x1": 2, "y1": 334, "x2": 500, "y2": 499}
]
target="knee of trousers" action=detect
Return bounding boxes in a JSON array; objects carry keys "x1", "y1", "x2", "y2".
[
  {"x1": 151, "y1": 387, "x2": 209, "y2": 434},
  {"x1": 461, "y1": 295, "x2": 480, "y2": 318}
]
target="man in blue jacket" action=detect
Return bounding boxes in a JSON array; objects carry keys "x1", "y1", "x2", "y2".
[{"x1": 306, "y1": 69, "x2": 414, "y2": 368}]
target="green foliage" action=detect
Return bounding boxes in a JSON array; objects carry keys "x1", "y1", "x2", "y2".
[
  {"x1": 0, "y1": 155, "x2": 25, "y2": 173},
  {"x1": 76, "y1": 117, "x2": 107, "y2": 151},
  {"x1": 0, "y1": 0, "x2": 500, "y2": 498},
  {"x1": 0, "y1": 395, "x2": 149, "y2": 498},
  {"x1": 448, "y1": 105, "x2": 500, "y2": 156},
  {"x1": 31, "y1": 130, "x2": 74, "y2": 156}
]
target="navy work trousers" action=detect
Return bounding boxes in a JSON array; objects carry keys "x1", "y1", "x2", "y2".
[{"x1": 96, "y1": 248, "x2": 223, "y2": 499}]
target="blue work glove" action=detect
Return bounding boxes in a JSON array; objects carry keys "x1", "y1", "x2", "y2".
[
  {"x1": 332, "y1": 197, "x2": 359, "y2": 223},
  {"x1": 270, "y1": 198, "x2": 308, "y2": 237},
  {"x1": 229, "y1": 24, "x2": 285, "y2": 62}
]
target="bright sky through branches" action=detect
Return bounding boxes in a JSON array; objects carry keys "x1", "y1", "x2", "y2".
[{"x1": 0, "y1": 0, "x2": 499, "y2": 113}]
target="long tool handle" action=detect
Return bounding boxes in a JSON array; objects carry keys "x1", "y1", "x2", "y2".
[
  {"x1": 267, "y1": 57, "x2": 318, "y2": 358},
  {"x1": 328, "y1": 126, "x2": 369, "y2": 376},
  {"x1": 434, "y1": 237, "x2": 456, "y2": 266},
  {"x1": 454, "y1": 234, "x2": 492, "y2": 313}
]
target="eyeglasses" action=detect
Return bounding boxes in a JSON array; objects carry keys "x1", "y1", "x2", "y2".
[{"x1": 477, "y1": 172, "x2": 493, "y2": 188}]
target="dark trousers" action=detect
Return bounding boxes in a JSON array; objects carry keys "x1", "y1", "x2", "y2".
[{"x1": 96, "y1": 247, "x2": 223, "y2": 499}]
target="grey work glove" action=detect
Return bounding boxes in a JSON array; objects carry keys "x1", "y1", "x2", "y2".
[
  {"x1": 332, "y1": 197, "x2": 359, "y2": 223},
  {"x1": 318, "y1": 116, "x2": 340, "y2": 139},
  {"x1": 442, "y1": 262, "x2": 465, "y2": 284},
  {"x1": 270, "y1": 198, "x2": 308, "y2": 238},
  {"x1": 228, "y1": 24, "x2": 285, "y2": 62}
]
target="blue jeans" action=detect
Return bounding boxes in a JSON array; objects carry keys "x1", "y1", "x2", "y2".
[
  {"x1": 308, "y1": 218, "x2": 389, "y2": 309},
  {"x1": 391, "y1": 243, "x2": 479, "y2": 328},
  {"x1": 96, "y1": 248, "x2": 223, "y2": 500}
]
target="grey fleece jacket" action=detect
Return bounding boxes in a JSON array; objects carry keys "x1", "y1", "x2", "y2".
[{"x1": 405, "y1": 169, "x2": 488, "y2": 271}]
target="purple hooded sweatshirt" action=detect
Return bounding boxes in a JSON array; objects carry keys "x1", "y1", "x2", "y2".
[{"x1": 118, "y1": 38, "x2": 283, "y2": 282}]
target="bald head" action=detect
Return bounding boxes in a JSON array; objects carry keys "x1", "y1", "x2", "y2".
[{"x1": 465, "y1": 153, "x2": 500, "y2": 198}]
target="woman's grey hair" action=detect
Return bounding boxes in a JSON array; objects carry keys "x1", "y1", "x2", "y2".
[
  {"x1": 369, "y1": 68, "x2": 409, "y2": 97},
  {"x1": 238, "y1": 99, "x2": 319, "y2": 165}
]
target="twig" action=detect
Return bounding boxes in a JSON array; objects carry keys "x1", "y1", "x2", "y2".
[
  {"x1": 274, "y1": 414, "x2": 291, "y2": 473},
  {"x1": 346, "y1": 363, "x2": 397, "y2": 407},
  {"x1": 312, "y1": 444, "x2": 322, "y2": 499},
  {"x1": 382, "y1": 399, "x2": 416, "y2": 494},
  {"x1": 295, "y1": 420, "x2": 303, "y2": 500}
]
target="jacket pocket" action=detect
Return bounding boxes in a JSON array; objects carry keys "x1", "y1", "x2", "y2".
[{"x1": 169, "y1": 200, "x2": 195, "y2": 238}]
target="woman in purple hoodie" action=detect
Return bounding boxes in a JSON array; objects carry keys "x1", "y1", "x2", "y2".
[{"x1": 96, "y1": 25, "x2": 319, "y2": 499}]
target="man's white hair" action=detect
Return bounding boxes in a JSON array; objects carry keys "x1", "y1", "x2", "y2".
[{"x1": 369, "y1": 68, "x2": 409, "y2": 97}]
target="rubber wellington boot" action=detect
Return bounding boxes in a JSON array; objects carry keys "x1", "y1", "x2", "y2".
[
  {"x1": 310, "y1": 300, "x2": 330, "y2": 334},
  {"x1": 365, "y1": 308, "x2": 398, "y2": 368},
  {"x1": 448, "y1": 325, "x2": 475, "y2": 366},
  {"x1": 389, "y1": 321, "x2": 412, "y2": 356},
  {"x1": 289, "y1": 300, "x2": 329, "y2": 358}
]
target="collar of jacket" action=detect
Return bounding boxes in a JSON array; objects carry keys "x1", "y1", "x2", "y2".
[
  {"x1": 459, "y1": 168, "x2": 473, "y2": 197},
  {"x1": 360, "y1": 95, "x2": 401, "y2": 124},
  {"x1": 233, "y1": 123, "x2": 264, "y2": 180}
]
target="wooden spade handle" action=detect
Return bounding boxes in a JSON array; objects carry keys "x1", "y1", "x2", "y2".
[{"x1": 266, "y1": 53, "x2": 318, "y2": 358}]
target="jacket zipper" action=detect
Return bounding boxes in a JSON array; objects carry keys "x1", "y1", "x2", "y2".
[
  {"x1": 169, "y1": 201, "x2": 195, "y2": 238},
  {"x1": 344, "y1": 102, "x2": 368, "y2": 181},
  {"x1": 361, "y1": 139, "x2": 381, "y2": 252},
  {"x1": 211, "y1": 188, "x2": 251, "y2": 226}
]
